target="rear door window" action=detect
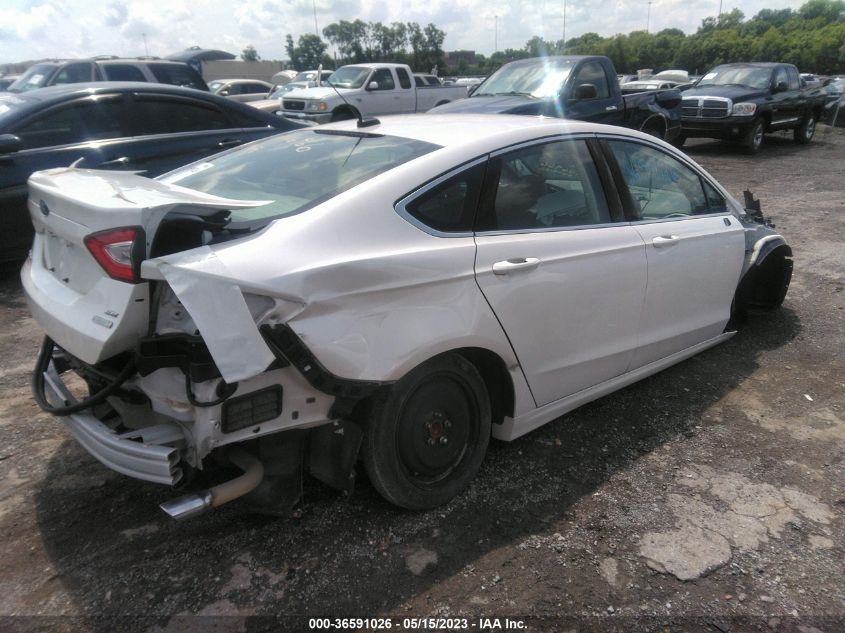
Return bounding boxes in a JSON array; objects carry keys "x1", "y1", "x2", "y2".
[
  {"x1": 133, "y1": 95, "x2": 234, "y2": 133},
  {"x1": 103, "y1": 64, "x2": 147, "y2": 82},
  {"x1": 12, "y1": 97, "x2": 128, "y2": 149},
  {"x1": 396, "y1": 68, "x2": 412, "y2": 89},
  {"x1": 478, "y1": 139, "x2": 610, "y2": 231}
]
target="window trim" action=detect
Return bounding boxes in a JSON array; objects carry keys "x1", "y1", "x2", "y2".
[
  {"x1": 394, "y1": 156, "x2": 488, "y2": 238},
  {"x1": 597, "y1": 134, "x2": 736, "y2": 223}
]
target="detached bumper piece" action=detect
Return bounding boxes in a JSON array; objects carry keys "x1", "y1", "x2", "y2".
[{"x1": 41, "y1": 362, "x2": 185, "y2": 485}]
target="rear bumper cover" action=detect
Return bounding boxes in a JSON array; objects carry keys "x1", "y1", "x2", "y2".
[{"x1": 42, "y1": 362, "x2": 185, "y2": 485}]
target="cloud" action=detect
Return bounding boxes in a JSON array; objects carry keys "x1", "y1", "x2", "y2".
[{"x1": 103, "y1": 1, "x2": 128, "y2": 27}]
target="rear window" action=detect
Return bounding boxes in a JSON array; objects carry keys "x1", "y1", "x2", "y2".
[{"x1": 160, "y1": 129, "x2": 439, "y2": 223}]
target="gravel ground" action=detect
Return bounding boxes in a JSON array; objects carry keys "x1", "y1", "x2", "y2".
[{"x1": 0, "y1": 127, "x2": 843, "y2": 633}]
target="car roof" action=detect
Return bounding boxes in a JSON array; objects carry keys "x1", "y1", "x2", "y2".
[
  {"x1": 0, "y1": 82, "x2": 290, "y2": 127},
  {"x1": 318, "y1": 113, "x2": 653, "y2": 154},
  {"x1": 212, "y1": 78, "x2": 271, "y2": 83}
]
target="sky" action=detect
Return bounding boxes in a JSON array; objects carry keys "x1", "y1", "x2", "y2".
[{"x1": 0, "y1": 0, "x2": 810, "y2": 65}]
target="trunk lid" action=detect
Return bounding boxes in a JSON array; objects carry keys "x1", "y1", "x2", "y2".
[{"x1": 25, "y1": 167, "x2": 270, "y2": 363}]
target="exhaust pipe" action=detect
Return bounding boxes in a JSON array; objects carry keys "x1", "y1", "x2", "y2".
[{"x1": 160, "y1": 448, "x2": 264, "y2": 520}]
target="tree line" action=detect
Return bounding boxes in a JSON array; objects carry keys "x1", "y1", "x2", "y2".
[
  {"x1": 274, "y1": 0, "x2": 844, "y2": 75},
  {"x1": 285, "y1": 20, "x2": 446, "y2": 73}
]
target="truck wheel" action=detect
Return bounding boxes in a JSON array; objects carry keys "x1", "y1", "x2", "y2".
[
  {"x1": 741, "y1": 119, "x2": 765, "y2": 154},
  {"x1": 793, "y1": 113, "x2": 816, "y2": 144},
  {"x1": 361, "y1": 353, "x2": 491, "y2": 510}
]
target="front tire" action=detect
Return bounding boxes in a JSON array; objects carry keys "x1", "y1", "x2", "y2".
[
  {"x1": 794, "y1": 112, "x2": 816, "y2": 144},
  {"x1": 361, "y1": 354, "x2": 491, "y2": 510},
  {"x1": 741, "y1": 118, "x2": 765, "y2": 154}
]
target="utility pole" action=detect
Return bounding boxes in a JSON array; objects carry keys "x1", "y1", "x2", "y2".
[
  {"x1": 494, "y1": 15, "x2": 498, "y2": 53},
  {"x1": 718, "y1": 0, "x2": 723, "y2": 23},
  {"x1": 142, "y1": 32, "x2": 149, "y2": 57},
  {"x1": 646, "y1": 1, "x2": 652, "y2": 34},
  {"x1": 313, "y1": 0, "x2": 319, "y2": 36},
  {"x1": 562, "y1": 0, "x2": 567, "y2": 52}
]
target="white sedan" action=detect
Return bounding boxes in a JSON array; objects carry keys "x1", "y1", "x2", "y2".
[{"x1": 22, "y1": 115, "x2": 792, "y2": 519}]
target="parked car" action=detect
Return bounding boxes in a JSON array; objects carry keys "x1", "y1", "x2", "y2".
[
  {"x1": 822, "y1": 79, "x2": 845, "y2": 127},
  {"x1": 247, "y1": 71, "x2": 336, "y2": 113},
  {"x1": 22, "y1": 114, "x2": 792, "y2": 518},
  {"x1": 279, "y1": 63, "x2": 466, "y2": 123},
  {"x1": 208, "y1": 79, "x2": 274, "y2": 102},
  {"x1": 431, "y1": 56, "x2": 682, "y2": 142},
  {"x1": 3, "y1": 58, "x2": 208, "y2": 93},
  {"x1": 0, "y1": 75, "x2": 20, "y2": 91},
  {"x1": 677, "y1": 62, "x2": 829, "y2": 153},
  {"x1": 0, "y1": 82, "x2": 304, "y2": 263},
  {"x1": 621, "y1": 79, "x2": 684, "y2": 94}
]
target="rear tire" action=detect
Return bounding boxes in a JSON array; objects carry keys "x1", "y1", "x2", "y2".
[
  {"x1": 793, "y1": 112, "x2": 816, "y2": 144},
  {"x1": 361, "y1": 354, "x2": 491, "y2": 510},
  {"x1": 741, "y1": 118, "x2": 765, "y2": 154}
]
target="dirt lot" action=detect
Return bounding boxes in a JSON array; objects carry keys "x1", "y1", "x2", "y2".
[{"x1": 0, "y1": 128, "x2": 843, "y2": 633}]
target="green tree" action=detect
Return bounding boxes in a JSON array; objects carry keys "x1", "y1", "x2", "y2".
[
  {"x1": 285, "y1": 34, "x2": 329, "y2": 71},
  {"x1": 241, "y1": 45, "x2": 260, "y2": 62}
]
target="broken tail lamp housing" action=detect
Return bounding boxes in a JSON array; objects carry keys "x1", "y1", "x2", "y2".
[
  {"x1": 221, "y1": 386, "x2": 283, "y2": 433},
  {"x1": 84, "y1": 226, "x2": 145, "y2": 283}
]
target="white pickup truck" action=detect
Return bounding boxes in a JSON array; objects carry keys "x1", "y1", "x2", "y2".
[{"x1": 279, "y1": 63, "x2": 467, "y2": 123}]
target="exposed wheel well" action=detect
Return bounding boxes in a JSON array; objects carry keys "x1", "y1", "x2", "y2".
[
  {"x1": 452, "y1": 348, "x2": 515, "y2": 426},
  {"x1": 731, "y1": 244, "x2": 793, "y2": 328},
  {"x1": 434, "y1": 100, "x2": 450, "y2": 107}
]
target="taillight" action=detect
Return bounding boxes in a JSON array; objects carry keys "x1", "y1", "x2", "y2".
[{"x1": 84, "y1": 227, "x2": 145, "y2": 283}]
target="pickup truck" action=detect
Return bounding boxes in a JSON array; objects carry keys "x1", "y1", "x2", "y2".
[
  {"x1": 279, "y1": 63, "x2": 466, "y2": 123},
  {"x1": 677, "y1": 62, "x2": 829, "y2": 153},
  {"x1": 430, "y1": 55, "x2": 682, "y2": 142}
]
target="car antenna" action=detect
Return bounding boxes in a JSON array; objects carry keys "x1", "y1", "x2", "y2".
[{"x1": 319, "y1": 63, "x2": 380, "y2": 128}]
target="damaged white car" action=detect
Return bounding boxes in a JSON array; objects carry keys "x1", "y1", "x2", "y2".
[{"x1": 22, "y1": 114, "x2": 792, "y2": 519}]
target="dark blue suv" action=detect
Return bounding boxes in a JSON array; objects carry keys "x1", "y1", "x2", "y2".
[{"x1": 0, "y1": 82, "x2": 305, "y2": 263}]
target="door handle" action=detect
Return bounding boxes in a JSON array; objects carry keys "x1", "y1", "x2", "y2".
[
  {"x1": 217, "y1": 139, "x2": 243, "y2": 148},
  {"x1": 492, "y1": 257, "x2": 541, "y2": 275},
  {"x1": 652, "y1": 235, "x2": 680, "y2": 248},
  {"x1": 605, "y1": 105, "x2": 618, "y2": 111},
  {"x1": 96, "y1": 156, "x2": 130, "y2": 168}
]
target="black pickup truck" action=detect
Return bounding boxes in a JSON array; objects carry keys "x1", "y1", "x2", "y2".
[
  {"x1": 430, "y1": 56, "x2": 682, "y2": 142},
  {"x1": 677, "y1": 62, "x2": 829, "y2": 153}
]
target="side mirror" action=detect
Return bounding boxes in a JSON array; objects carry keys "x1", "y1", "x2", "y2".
[
  {"x1": 218, "y1": 89, "x2": 229, "y2": 96},
  {"x1": 774, "y1": 81, "x2": 788, "y2": 93},
  {"x1": 367, "y1": 81, "x2": 379, "y2": 91},
  {"x1": 0, "y1": 134, "x2": 22, "y2": 154},
  {"x1": 573, "y1": 83, "x2": 598, "y2": 100}
]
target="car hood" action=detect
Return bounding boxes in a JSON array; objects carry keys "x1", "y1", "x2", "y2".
[
  {"x1": 282, "y1": 86, "x2": 340, "y2": 100},
  {"x1": 682, "y1": 85, "x2": 768, "y2": 102},
  {"x1": 430, "y1": 95, "x2": 551, "y2": 115}
]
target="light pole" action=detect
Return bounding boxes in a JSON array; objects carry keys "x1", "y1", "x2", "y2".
[
  {"x1": 562, "y1": 0, "x2": 567, "y2": 52},
  {"x1": 142, "y1": 32, "x2": 149, "y2": 57},
  {"x1": 313, "y1": 0, "x2": 319, "y2": 36},
  {"x1": 718, "y1": 0, "x2": 723, "y2": 23},
  {"x1": 646, "y1": 1, "x2": 652, "y2": 33},
  {"x1": 494, "y1": 15, "x2": 498, "y2": 53}
]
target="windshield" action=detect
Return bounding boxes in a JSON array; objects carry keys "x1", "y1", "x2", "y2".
[
  {"x1": 697, "y1": 66, "x2": 773, "y2": 90},
  {"x1": 328, "y1": 66, "x2": 370, "y2": 89},
  {"x1": 7, "y1": 64, "x2": 57, "y2": 93},
  {"x1": 160, "y1": 129, "x2": 439, "y2": 223},
  {"x1": 474, "y1": 59, "x2": 574, "y2": 98}
]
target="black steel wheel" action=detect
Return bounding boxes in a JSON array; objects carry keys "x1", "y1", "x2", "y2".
[{"x1": 361, "y1": 354, "x2": 491, "y2": 510}]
